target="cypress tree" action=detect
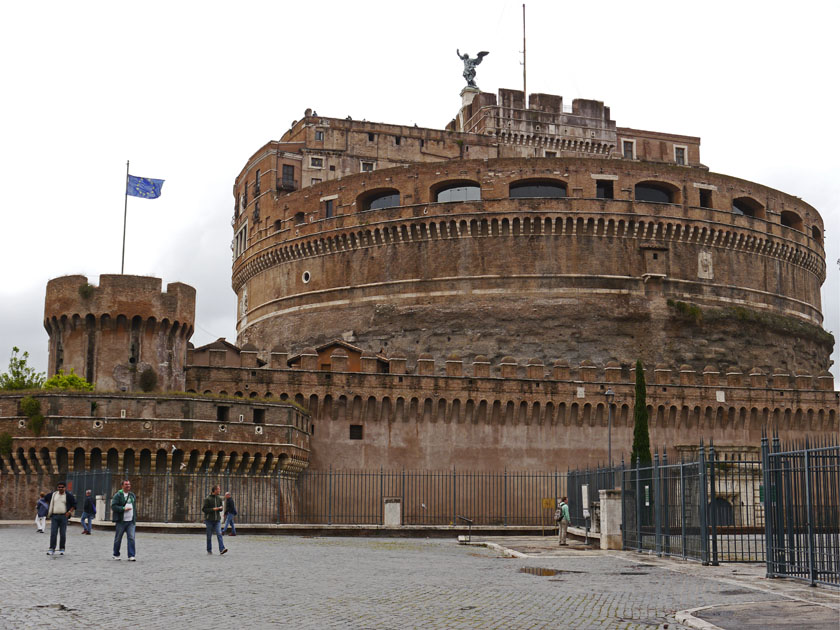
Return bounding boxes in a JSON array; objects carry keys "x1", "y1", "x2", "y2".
[{"x1": 631, "y1": 359, "x2": 652, "y2": 469}]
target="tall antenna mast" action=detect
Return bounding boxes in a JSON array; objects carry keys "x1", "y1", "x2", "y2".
[{"x1": 522, "y1": 4, "x2": 527, "y2": 107}]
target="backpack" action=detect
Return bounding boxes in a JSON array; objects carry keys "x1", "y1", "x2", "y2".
[{"x1": 555, "y1": 503, "x2": 568, "y2": 522}]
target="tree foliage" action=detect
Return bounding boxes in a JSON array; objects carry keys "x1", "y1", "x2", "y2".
[
  {"x1": 0, "y1": 347, "x2": 45, "y2": 390},
  {"x1": 631, "y1": 359, "x2": 652, "y2": 469},
  {"x1": 43, "y1": 369, "x2": 94, "y2": 391}
]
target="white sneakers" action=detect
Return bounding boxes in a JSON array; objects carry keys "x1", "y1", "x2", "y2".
[
  {"x1": 112, "y1": 556, "x2": 121, "y2": 560},
  {"x1": 128, "y1": 557, "x2": 136, "y2": 562}
]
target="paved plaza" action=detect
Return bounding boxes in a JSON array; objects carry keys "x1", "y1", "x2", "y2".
[{"x1": 0, "y1": 525, "x2": 837, "y2": 629}]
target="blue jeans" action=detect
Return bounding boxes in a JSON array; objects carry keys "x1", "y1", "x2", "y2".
[
  {"x1": 49, "y1": 515, "x2": 68, "y2": 550},
  {"x1": 80, "y1": 512, "x2": 94, "y2": 533},
  {"x1": 204, "y1": 520, "x2": 225, "y2": 553},
  {"x1": 223, "y1": 512, "x2": 237, "y2": 535},
  {"x1": 113, "y1": 520, "x2": 136, "y2": 558}
]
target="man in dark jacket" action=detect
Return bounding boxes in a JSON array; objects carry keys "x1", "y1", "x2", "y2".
[
  {"x1": 223, "y1": 491, "x2": 238, "y2": 536},
  {"x1": 44, "y1": 482, "x2": 76, "y2": 555},
  {"x1": 111, "y1": 480, "x2": 137, "y2": 560},
  {"x1": 35, "y1": 492, "x2": 48, "y2": 533},
  {"x1": 202, "y1": 485, "x2": 228, "y2": 555},
  {"x1": 80, "y1": 489, "x2": 96, "y2": 535}
]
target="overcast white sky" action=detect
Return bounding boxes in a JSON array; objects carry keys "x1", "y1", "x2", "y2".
[{"x1": 1, "y1": 0, "x2": 838, "y2": 386}]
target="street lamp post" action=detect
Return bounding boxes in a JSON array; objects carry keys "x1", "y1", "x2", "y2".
[{"x1": 605, "y1": 389, "x2": 615, "y2": 468}]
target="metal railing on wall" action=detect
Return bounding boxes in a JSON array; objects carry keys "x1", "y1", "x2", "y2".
[{"x1": 763, "y1": 434, "x2": 839, "y2": 587}]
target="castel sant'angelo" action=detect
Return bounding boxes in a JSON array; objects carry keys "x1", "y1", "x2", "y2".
[{"x1": 1, "y1": 70, "x2": 837, "y2": 516}]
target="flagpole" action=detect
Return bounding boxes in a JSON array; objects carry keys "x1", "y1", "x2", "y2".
[{"x1": 122, "y1": 160, "x2": 129, "y2": 274}]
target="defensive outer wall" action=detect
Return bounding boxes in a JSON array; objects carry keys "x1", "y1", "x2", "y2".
[
  {"x1": 232, "y1": 156, "x2": 830, "y2": 376},
  {"x1": 184, "y1": 347, "x2": 838, "y2": 471},
  {"x1": 0, "y1": 392, "x2": 310, "y2": 519}
]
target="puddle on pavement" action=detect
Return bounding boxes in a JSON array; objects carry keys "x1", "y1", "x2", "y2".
[
  {"x1": 719, "y1": 589, "x2": 752, "y2": 595},
  {"x1": 519, "y1": 566, "x2": 584, "y2": 576}
]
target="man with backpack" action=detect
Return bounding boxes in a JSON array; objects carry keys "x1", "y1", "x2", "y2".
[{"x1": 555, "y1": 496, "x2": 570, "y2": 546}]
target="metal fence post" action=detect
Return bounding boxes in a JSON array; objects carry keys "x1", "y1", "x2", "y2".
[
  {"x1": 328, "y1": 465, "x2": 332, "y2": 526},
  {"x1": 164, "y1": 468, "x2": 170, "y2": 524},
  {"x1": 380, "y1": 467, "x2": 384, "y2": 526},
  {"x1": 761, "y1": 433, "x2": 774, "y2": 578},
  {"x1": 620, "y1": 458, "x2": 626, "y2": 551},
  {"x1": 654, "y1": 451, "x2": 662, "y2": 556},
  {"x1": 709, "y1": 442, "x2": 719, "y2": 566},
  {"x1": 699, "y1": 443, "x2": 709, "y2": 565},
  {"x1": 503, "y1": 468, "x2": 508, "y2": 527},
  {"x1": 452, "y1": 467, "x2": 456, "y2": 527},
  {"x1": 680, "y1": 459, "x2": 687, "y2": 560},
  {"x1": 804, "y1": 444, "x2": 816, "y2": 586},
  {"x1": 635, "y1": 460, "x2": 642, "y2": 552}
]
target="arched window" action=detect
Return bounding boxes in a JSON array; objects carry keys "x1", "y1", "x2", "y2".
[
  {"x1": 780, "y1": 211, "x2": 803, "y2": 232},
  {"x1": 294, "y1": 212, "x2": 305, "y2": 225},
  {"x1": 811, "y1": 226, "x2": 823, "y2": 244},
  {"x1": 509, "y1": 179, "x2": 567, "y2": 198},
  {"x1": 358, "y1": 188, "x2": 400, "y2": 211},
  {"x1": 636, "y1": 182, "x2": 679, "y2": 203},
  {"x1": 432, "y1": 180, "x2": 481, "y2": 203},
  {"x1": 731, "y1": 197, "x2": 765, "y2": 218},
  {"x1": 635, "y1": 181, "x2": 678, "y2": 203},
  {"x1": 273, "y1": 219, "x2": 282, "y2": 232}
]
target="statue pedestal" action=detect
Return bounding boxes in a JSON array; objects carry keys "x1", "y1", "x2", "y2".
[
  {"x1": 457, "y1": 87, "x2": 481, "y2": 132},
  {"x1": 460, "y1": 86, "x2": 480, "y2": 108}
]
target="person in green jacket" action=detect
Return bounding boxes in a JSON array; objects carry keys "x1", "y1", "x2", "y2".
[
  {"x1": 555, "y1": 497, "x2": 570, "y2": 546},
  {"x1": 111, "y1": 480, "x2": 137, "y2": 560},
  {"x1": 202, "y1": 485, "x2": 228, "y2": 555}
]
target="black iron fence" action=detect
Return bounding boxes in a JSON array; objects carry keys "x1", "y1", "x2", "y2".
[
  {"x1": 622, "y1": 444, "x2": 765, "y2": 563},
  {"x1": 763, "y1": 435, "x2": 840, "y2": 587},
  {"x1": 297, "y1": 469, "x2": 569, "y2": 526}
]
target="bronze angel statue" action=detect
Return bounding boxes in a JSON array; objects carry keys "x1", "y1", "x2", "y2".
[{"x1": 457, "y1": 50, "x2": 489, "y2": 88}]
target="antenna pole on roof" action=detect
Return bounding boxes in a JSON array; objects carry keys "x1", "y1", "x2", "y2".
[{"x1": 522, "y1": 4, "x2": 527, "y2": 107}]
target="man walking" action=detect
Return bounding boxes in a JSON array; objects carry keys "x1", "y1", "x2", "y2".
[
  {"x1": 202, "y1": 485, "x2": 228, "y2": 555},
  {"x1": 556, "y1": 496, "x2": 570, "y2": 546},
  {"x1": 44, "y1": 482, "x2": 76, "y2": 555},
  {"x1": 35, "y1": 491, "x2": 48, "y2": 533},
  {"x1": 223, "y1": 491, "x2": 238, "y2": 536},
  {"x1": 80, "y1": 489, "x2": 96, "y2": 535},
  {"x1": 111, "y1": 480, "x2": 137, "y2": 561}
]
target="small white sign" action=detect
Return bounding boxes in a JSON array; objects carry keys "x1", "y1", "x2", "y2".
[
  {"x1": 576, "y1": 387, "x2": 585, "y2": 399},
  {"x1": 716, "y1": 390, "x2": 726, "y2": 403}
]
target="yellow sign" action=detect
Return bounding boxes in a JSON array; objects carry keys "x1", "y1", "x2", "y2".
[{"x1": 542, "y1": 498, "x2": 555, "y2": 509}]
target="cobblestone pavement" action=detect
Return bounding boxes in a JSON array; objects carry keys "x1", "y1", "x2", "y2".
[{"x1": 0, "y1": 526, "x2": 810, "y2": 629}]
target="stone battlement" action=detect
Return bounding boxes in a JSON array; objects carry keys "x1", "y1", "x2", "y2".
[{"x1": 188, "y1": 346, "x2": 835, "y2": 393}]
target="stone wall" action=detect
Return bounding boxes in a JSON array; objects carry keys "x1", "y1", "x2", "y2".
[{"x1": 185, "y1": 352, "x2": 838, "y2": 472}]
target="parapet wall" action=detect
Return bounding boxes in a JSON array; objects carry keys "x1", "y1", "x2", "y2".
[
  {"x1": 44, "y1": 275, "x2": 196, "y2": 391},
  {"x1": 0, "y1": 392, "x2": 309, "y2": 478},
  {"x1": 185, "y1": 350, "x2": 839, "y2": 471}
]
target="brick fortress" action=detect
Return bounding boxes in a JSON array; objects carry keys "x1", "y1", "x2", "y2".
[{"x1": 0, "y1": 87, "x2": 836, "y2": 517}]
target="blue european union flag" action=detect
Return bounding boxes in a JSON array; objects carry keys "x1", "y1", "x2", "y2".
[{"x1": 127, "y1": 175, "x2": 164, "y2": 199}]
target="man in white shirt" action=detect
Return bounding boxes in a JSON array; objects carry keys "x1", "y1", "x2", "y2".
[
  {"x1": 111, "y1": 480, "x2": 137, "y2": 561},
  {"x1": 44, "y1": 482, "x2": 76, "y2": 555}
]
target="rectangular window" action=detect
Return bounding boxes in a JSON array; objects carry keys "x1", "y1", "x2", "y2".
[
  {"x1": 324, "y1": 199, "x2": 334, "y2": 218},
  {"x1": 329, "y1": 165, "x2": 335, "y2": 172},
  {"x1": 315, "y1": 130, "x2": 324, "y2": 141},
  {"x1": 310, "y1": 157, "x2": 323, "y2": 168},
  {"x1": 217, "y1": 406, "x2": 230, "y2": 422},
  {"x1": 254, "y1": 169, "x2": 260, "y2": 195},
  {"x1": 361, "y1": 161, "x2": 374, "y2": 172},
  {"x1": 674, "y1": 146, "x2": 686, "y2": 165},
  {"x1": 253, "y1": 409, "x2": 265, "y2": 424},
  {"x1": 595, "y1": 180, "x2": 614, "y2": 199},
  {"x1": 282, "y1": 164, "x2": 294, "y2": 180},
  {"x1": 368, "y1": 132, "x2": 375, "y2": 142},
  {"x1": 699, "y1": 188, "x2": 712, "y2": 208},
  {"x1": 349, "y1": 424, "x2": 363, "y2": 440},
  {"x1": 311, "y1": 178, "x2": 322, "y2": 185},
  {"x1": 545, "y1": 151, "x2": 557, "y2": 158},
  {"x1": 622, "y1": 140, "x2": 635, "y2": 160},
  {"x1": 233, "y1": 222, "x2": 248, "y2": 258},
  {"x1": 395, "y1": 136, "x2": 401, "y2": 145}
]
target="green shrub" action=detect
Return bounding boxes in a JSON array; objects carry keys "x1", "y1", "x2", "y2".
[
  {"x1": 0, "y1": 347, "x2": 45, "y2": 390},
  {"x1": 27, "y1": 415, "x2": 44, "y2": 436},
  {"x1": 43, "y1": 369, "x2": 94, "y2": 391},
  {"x1": 0, "y1": 432, "x2": 12, "y2": 457},
  {"x1": 19, "y1": 395, "x2": 41, "y2": 418},
  {"x1": 78, "y1": 283, "x2": 95, "y2": 299},
  {"x1": 139, "y1": 367, "x2": 158, "y2": 392}
]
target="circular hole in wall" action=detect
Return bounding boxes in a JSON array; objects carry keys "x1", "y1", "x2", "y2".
[
  {"x1": 93, "y1": 420, "x2": 103, "y2": 429},
  {"x1": 255, "y1": 426, "x2": 264, "y2": 435},
  {"x1": 302, "y1": 271, "x2": 311, "y2": 284},
  {"x1": 219, "y1": 424, "x2": 227, "y2": 432},
  {"x1": 143, "y1": 421, "x2": 152, "y2": 430},
  {"x1": 18, "y1": 419, "x2": 26, "y2": 428}
]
